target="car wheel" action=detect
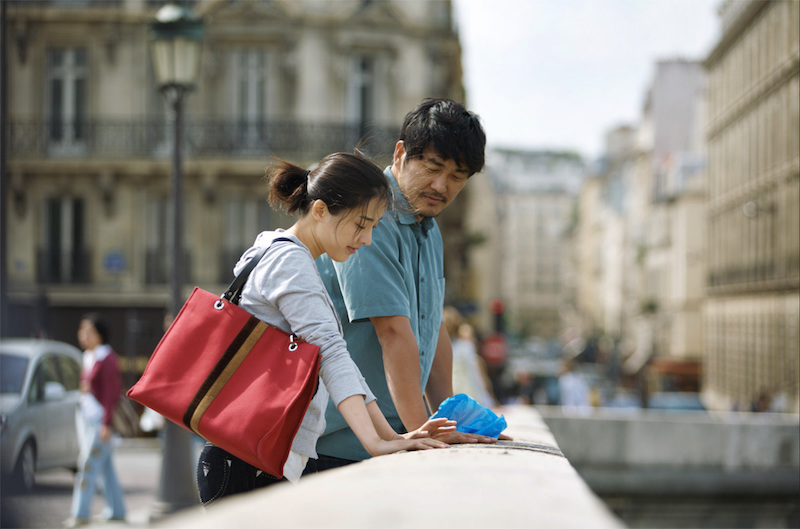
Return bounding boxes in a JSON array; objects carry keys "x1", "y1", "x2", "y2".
[{"x1": 13, "y1": 441, "x2": 36, "y2": 492}]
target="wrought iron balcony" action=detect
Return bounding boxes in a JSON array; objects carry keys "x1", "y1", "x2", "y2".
[{"x1": 9, "y1": 119, "x2": 399, "y2": 163}]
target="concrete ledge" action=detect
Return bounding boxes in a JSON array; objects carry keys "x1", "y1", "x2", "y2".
[{"x1": 161, "y1": 405, "x2": 624, "y2": 529}]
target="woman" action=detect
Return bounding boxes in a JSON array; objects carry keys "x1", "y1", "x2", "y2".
[
  {"x1": 196, "y1": 152, "x2": 454, "y2": 504},
  {"x1": 66, "y1": 313, "x2": 126, "y2": 527}
]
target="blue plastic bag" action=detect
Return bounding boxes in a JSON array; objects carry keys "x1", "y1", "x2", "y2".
[{"x1": 431, "y1": 393, "x2": 507, "y2": 438}]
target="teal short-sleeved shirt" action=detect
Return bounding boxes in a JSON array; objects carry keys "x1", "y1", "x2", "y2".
[{"x1": 315, "y1": 167, "x2": 446, "y2": 461}]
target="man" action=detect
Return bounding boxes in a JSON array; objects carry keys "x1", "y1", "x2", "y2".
[{"x1": 309, "y1": 98, "x2": 498, "y2": 471}]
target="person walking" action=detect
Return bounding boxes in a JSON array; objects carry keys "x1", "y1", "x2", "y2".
[
  {"x1": 65, "y1": 313, "x2": 126, "y2": 527},
  {"x1": 452, "y1": 322, "x2": 496, "y2": 408},
  {"x1": 309, "y1": 99, "x2": 506, "y2": 473},
  {"x1": 196, "y1": 152, "x2": 454, "y2": 505}
]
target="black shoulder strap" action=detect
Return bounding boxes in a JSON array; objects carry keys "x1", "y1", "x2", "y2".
[{"x1": 221, "y1": 237, "x2": 294, "y2": 305}]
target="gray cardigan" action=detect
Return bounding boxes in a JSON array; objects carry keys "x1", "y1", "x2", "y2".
[{"x1": 234, "y1": 231, "x2": 376, "y2": 459}]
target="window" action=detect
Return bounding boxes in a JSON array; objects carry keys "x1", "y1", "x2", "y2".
[
  {"x1": 56, "y1": 355, "x2": 81, "y2": 392},
  {"x1": 40, "y1": 197, "x2": 89, "y2": 283},
  {"x1": 220, "y1": 196, "x2": 273, "y2": 282},
  {"x1": 0, "y1": 355, "x2": 28, "y2": 394},
  {"x1": 234, "y1": 48, "x2": 268, "y2": 148},
  {"x1": 28, "y1": 356, "x2": 61, "y2": 405},
  {"x1": 47, "y1": 47, "x2": 87, "y2": 155},
  {"x1": 145, "y1": 195, "x2": 168, "y2": 284},
  {"x1": 347, "y1": 56, "x2": 376, "y2": 139},
  {"x1": 145, "y1": 194, "x2": 190, "y2": 284}
]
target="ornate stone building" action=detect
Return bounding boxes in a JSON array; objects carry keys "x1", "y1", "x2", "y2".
[
  {"x1": 2, "y1": 0, "x2": 465, "y2": 384},
  {"x1": 703, "y1": 0, "x2": 799, "y2": 412}
]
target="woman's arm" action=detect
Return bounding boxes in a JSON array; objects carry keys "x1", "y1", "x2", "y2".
[
  {"x1": 337, "y1": 396, "x2": 450, "y2": 456},
  {"x1": 365, "y1": 400, "x2": 456, "y2": 441}
]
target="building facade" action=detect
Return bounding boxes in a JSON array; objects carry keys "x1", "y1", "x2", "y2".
[
  {"x1": 703, "y1": 0, "x2": 800, "y2": 412},
  {"x1": 481, "y1": 149, "x2": 585, "y2": 339},
  {"x1": 3, "y1": 0, "x2": 465, "y2": 385},
  {"x1": 575, "y1": 59, "x2": 707, "y2": 396},
  {"x1": 635, "y1": 59, "x2": 707, "y2": 390}
]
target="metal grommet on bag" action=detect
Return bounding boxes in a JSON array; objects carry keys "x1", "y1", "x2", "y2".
[
  {"x1": 288, "y1": 335, "x2": 298, "y2": 352},
  {"x1": 214, "y1": 298, "x2": 225, "y2": 310}
]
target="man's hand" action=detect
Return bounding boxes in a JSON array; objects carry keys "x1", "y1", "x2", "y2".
[{"x1": 437, "y1": 430, "x2": 498, "y2": 445}]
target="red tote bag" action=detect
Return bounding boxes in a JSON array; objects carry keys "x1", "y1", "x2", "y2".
[{"x1": 127, "y1": 241, "x2": 321, "y2": 477}]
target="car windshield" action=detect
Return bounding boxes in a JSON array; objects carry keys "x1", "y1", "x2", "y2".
[{"x1": 1, "y1": 354, "x2": 29, "y2": 394}]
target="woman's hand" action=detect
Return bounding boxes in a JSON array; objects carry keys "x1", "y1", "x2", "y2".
[
  {"x1": 402, "y1": 417, "x2": 456, "y2": 440},
  {"x1": 99, "y1": 424, "x2": 113, "y2": 442},
  {"x1": 366, "y1": 437, "x2": 450, "y2": 457}
]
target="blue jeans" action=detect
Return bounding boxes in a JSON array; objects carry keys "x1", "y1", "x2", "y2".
[
  {"x1": 196, "y1": 443, "x2": 284, "y2": 506},
  {"x1": 71, "y1": 420, "x2": 126, "y2": 520},
  {"x1": 303, "y1": 453, "x2": 356, "y2": 474}
]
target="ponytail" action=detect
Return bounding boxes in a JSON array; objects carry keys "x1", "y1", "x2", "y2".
[
  {"x1": 267, "y1": 162, "x2": 312, "y2": 215},
  {"x1": 266, "y1": 152, "x2": 391, "y2": 217}
]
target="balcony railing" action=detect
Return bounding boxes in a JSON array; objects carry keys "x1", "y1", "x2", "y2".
[
  {"x1": 6, "y1": 1, "x2": 185, "y2": 8},
  {"x1": 9, "y1": 119, "x2": 399, "y2": 163},
  {"x1": 708, "y1": 257, "x2": 800, "y2": 291}
]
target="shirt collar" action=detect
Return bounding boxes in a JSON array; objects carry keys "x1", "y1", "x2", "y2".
[
  {"x1": 93, "y1": 344, "x2": 112, "y2": 362},
  {"x1": 384, "y1": 167, "x2": 435, "y2": 234}
]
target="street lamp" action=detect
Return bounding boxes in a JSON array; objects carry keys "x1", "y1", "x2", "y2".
[{"x1": 149, "y1": 1, "x2": 204, "y2": 518}]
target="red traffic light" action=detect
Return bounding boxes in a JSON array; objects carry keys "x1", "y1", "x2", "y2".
[{"x1": 489, "y1": 298, "x2": 505, "y2": 315}]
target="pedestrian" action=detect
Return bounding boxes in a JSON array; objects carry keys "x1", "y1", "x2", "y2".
[
  {"x1": 196, "y1": 152, "x2": 454, "y2": 505},
  {"x1": 309, "y1": 98, "x2": 507, "y2": 473},
  {"x1": 452, "y1": 321, "x2": 496, "y2": 408},
  {"x1": 65, "y1": 313, "x2": 126, "y2": 528},
  {"x1": 558, "y1": 358, "x2": 591, "y2": 416}
]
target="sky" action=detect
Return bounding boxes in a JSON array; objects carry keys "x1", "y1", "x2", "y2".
[{"x1": 454, "y1": 0, "x2": 721, "y2": 160}]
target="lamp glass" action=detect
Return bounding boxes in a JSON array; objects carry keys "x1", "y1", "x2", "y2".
[{"x1": 151, "y1": 37, "x2": 202, "y2": 89}]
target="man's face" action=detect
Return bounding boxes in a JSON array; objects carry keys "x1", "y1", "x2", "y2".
[{"x1": 392, "y1": 142, "x2": 470, "y2": 220}]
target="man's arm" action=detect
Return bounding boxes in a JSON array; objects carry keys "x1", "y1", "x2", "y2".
[
  {"x1": 370, "y1": 315, "x2": 430, "y2": 431},
  {"x1": 372, "y1": 317, "x2": 499, "y2": 445},
  {"x1": 424, "y1": 321, "x2": 453, "y2": 411}
]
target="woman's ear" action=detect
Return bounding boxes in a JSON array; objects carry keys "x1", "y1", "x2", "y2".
[{"x1": 311, "y1": 199, "x2": 329, "y2": 222}]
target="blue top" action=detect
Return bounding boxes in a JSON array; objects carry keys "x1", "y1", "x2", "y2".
[{"x1": 315, "y1": 167, "x2": 446, "y2": 461}]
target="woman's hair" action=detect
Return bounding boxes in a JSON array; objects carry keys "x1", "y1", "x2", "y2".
[
  {"x1": 267, "y1": 152, "x2": 392, "y2": 217},
  {"x1": 80, "y1": 312, "x2": 109, "y2": 344},
  {"x1": 399, "y1": 98, "x2": 486, "y2": 177}
]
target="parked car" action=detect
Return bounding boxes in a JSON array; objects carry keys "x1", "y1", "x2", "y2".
[{"x1": 1, "y1": 339, "x2": 83, "y2": 492}]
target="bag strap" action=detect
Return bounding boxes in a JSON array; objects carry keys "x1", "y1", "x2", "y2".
[{"x1": 221, "y1": 237, "x2": 294, "y2": 305}]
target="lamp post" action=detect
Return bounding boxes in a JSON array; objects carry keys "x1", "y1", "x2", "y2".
[{"x1": 149, "y1": 2, "x2": 204, "y2": 518}]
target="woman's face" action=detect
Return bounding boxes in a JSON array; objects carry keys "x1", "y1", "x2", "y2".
[
  {"x1": 319, "y1": 197, "x2": 386, "y2": 262},
  {"x1": 78, "y1": 319, "x2": 102, "y2": 351}
]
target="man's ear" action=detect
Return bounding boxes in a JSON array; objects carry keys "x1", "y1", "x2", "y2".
[
  {"x1": 311, "y1": 199, "x2": 329, "y2": 221},
  {"x1": 392, "y1": 141, "x2": 406, "y2": 167}
]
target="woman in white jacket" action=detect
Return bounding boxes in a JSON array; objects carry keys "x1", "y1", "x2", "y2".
[{"x1": 196, "y1": 152, "x2": 454, "y2": 504}]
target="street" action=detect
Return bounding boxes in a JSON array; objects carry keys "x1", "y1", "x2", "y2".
[{"x1": 1, "y1": 438, "x2": 182, "y2": 529}]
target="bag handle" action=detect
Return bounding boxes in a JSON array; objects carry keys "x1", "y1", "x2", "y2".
[{"x1": 221, "y1": 237, "x2": 294, "y2": 305}]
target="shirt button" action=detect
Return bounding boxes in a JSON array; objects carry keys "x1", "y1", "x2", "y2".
[
  {"x1": 421, "y1": 314, "x2": 425, "y2": 320},
  {"x1": 421, "y1": 277, "x2": 425, "y2": 283}
]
